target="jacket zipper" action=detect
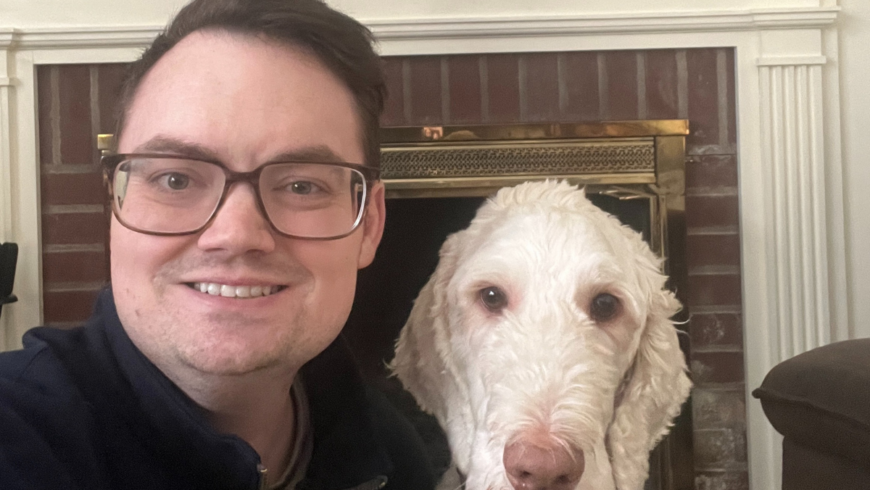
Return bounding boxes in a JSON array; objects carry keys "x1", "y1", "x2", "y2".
[{"x1": 257, "y1": 464, "x2": 268, "y2": 490}]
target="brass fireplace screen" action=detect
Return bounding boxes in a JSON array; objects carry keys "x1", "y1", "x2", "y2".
[
  {"x1": 98, "y1": 120, "x2": 692, "y2": 489},
  {"x1": 380, "y1": 120, "x2": 688, "y2": 274}
]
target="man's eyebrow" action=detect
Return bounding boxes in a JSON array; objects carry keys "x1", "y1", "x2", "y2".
[
  {"x1": 134, "y1": 136, "x2": 220, "y2": 161},
  {"x1": 268, "y1": 146, "x2": 349, "y2": 164},
  {"x1": 135, "y1": 137, "x2": 350, "y2": 165}
]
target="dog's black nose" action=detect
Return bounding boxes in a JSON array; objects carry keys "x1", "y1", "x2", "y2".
[{"x1": 503, "y1": 439, "x2": 584, "y2": 490}]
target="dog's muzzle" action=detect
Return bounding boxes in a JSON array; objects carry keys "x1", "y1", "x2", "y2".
[{"x1": 502, "y1": 439, "x2": 585, "y2": 490}]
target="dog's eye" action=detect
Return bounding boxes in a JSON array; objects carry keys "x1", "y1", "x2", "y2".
[
  {"x1": 479, "y1": 286, "x2": 508, "y2": 312},
  {"x1": 590, "y1": 293, "x2": 620, "y2": 322}
]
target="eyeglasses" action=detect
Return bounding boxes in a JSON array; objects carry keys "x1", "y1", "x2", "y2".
[{"x1": 102, "y1": 154, "x2": 380, "y2": 240}]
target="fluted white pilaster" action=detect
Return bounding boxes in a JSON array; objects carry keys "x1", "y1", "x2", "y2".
[
  {"x1": 747, "y1": 54, "x2": 835, "y2": 490},
  {"x1": 758, "y1": 57, "x2": 830, "y2": 359}
]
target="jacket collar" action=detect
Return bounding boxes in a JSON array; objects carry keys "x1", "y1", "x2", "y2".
[{"x1": 89, "y1": 288, "x2": 393, "y2": 490}]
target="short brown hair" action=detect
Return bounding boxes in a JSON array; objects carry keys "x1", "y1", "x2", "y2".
[{"x1": 115, "y1": 0, "x2": 386, "y2": 168}]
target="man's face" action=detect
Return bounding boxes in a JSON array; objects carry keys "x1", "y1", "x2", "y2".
[{"x1": 112, "y1": 31, "x2": 385, "y2": 378}]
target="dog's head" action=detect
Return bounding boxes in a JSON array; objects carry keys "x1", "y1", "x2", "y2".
[{"x1": 391, "y1": 181, "x2": 691, "y2": 490}]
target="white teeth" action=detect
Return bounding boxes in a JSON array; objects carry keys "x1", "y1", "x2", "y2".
[{"x1": 192, "y1": 283, "x2": 279, "y2": 299}]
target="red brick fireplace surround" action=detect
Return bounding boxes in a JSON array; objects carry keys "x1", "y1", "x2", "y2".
[{"x1": 37, "y1": 48, "x2": 745, "y2": 489}]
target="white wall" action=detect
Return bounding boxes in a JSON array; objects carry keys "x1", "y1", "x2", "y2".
[
  {"x1": 839, "y1": 0, "x2": 870, "y2": 338},
  {"x1": 0, "y1": 0, "x2": 823, "y2": 28}
]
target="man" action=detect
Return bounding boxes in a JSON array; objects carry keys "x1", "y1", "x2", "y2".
[{"x1": 0, "y1": 0, "x2": 435, "y2": 489}]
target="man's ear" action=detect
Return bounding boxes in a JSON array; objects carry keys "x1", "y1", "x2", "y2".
[{"x1": 357, "y1": 181, "x2": 386, "y2": 269}]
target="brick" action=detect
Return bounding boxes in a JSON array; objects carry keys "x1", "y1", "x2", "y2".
[
  {"x1": 42, "y1": 212, "x2": 108, "y2": 246},
  {"x1": 694, "y1": 428, "x2": 747, "y2": 467},
  {"x1": 523, "y1": 53, "x2": 559, "y2": 122},
  {"x1": 695, "y1": 471, "x2": 749, "y2": 490},
  {"x1": 58, "y1": 65, "x2": 95, "y2": 165},
  {"x1": 43, "y1": 289, "x2": 101, "y2": 324},
  {"x1": 692, "y1": 389, "x2": 746, "y2": 428},
  {"x1": 686, "y1": 234, "x2": 741, "y2": 269},
  {"x1": 644, "y1": 50, "x2": 679, "y2": 120},
  {"x1": 690, "y1": 312, "x2": 743, "y2": 348},
  {"x1": 691, "y1": 351, "x2": 745, "y2": 384},
  {"x1": 603, "y1": 51, "x2": 638, "y2": 120},
  {"x1": 687, "y1": 274, "x2": 742, "y2": 307},
  {"x1": 38, "y1": 66, "x2": 57, "y2": 166},
  {"x1": 686, "y1": 195, "x2": 739, "y2": 229},
  {"x1": 41, "y1": 172, "x2": 106, "y2": 206},
  {"x1": 447, "y1": 55, "x2": 482, "y2": 124},
  {"x1": 486, "y1": 54, "x2": 521, "y2": 123},
  {"x1": 98, "y1": 63, "x2": 130, "y2": 134},
  {"x1": 43, "y1": 251, "x2": 109, "y2": 284},
  {"x1": 408, "y1": 56, "x2": 443, "y2": 125},
  {"x1": 561, "y1": 51, "x2": 599, "y2": 122},
  {"x1": 687, "y1": 154, "x2": 738, "y2": 189},
  {"x1": 381, "y1": 57, "x2": 405, "y2": 127},
  {"x1": 686, "y1": 49, "x2": 720, "y2": 148}
]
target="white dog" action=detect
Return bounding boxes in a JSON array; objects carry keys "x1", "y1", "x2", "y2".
[{"x1": 390, "y1": 181, "x2": 691, "y2": 490}]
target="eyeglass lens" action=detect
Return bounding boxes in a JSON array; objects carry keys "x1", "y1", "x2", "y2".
[{"x1": 112, "y1": 157, "x2": 366, "y2": 238}]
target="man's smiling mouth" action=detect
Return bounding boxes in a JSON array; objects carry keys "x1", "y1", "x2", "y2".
[{"x1": 186, "y1": 282, "x2": 287, "y2": 298}]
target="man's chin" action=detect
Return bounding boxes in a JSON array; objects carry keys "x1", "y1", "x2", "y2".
[{"x1": 178, "y1": 348, "x2": 286, "y2": 377}]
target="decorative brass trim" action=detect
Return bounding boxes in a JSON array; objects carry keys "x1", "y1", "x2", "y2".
[
  {"x1": 381, "y1": 139, "x2": 655, "y2": 180},
  {"x1": 380, "y1": 120, "x2": 689, "y2": 144},
  {"x1": 383, "y1": 175, "x2": 656, "y2": 199},
  {"x1": 97, "y1": 134, "x2": 115, "y2": 157}
]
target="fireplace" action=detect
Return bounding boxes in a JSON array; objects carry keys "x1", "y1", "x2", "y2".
[{"x1": 344, "y1": 121, "x2": 694, "y2": 489}]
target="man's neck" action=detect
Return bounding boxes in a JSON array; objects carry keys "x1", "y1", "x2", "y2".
[{"x1": 168, "y1": 366, "x2": 299, "y2": 479}]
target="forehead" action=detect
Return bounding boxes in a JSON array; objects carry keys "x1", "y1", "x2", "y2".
[
  {"x1": 119, "y1": 30, "x2": 363, "y2": 166},
  {"x1": 491, "y1": 206, "x2": 617, "y2": 246},
  {"x1": 466, "y1": 209, "x2": 624, "y2": 268},
  {"x1": 457, "y1": 207, "x2": 650, "y2": 293}
]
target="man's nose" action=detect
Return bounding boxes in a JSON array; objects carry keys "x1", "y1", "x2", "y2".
[{"x1": 196, "y1": 182, "x2": 276, "y2": 254}]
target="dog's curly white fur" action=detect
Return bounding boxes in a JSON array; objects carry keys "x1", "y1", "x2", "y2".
[{"x1": 390, "y1": 181, "x2": 692, "y2": 490}]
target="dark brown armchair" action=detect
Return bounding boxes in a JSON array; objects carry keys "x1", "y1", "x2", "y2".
[{"x1": 753, "y1": 339, "x2": 870, "y2": 489}]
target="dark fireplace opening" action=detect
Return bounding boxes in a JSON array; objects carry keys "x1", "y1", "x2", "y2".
[{"x1": 343, "y1": 193, "x2": 670, "y2": 483}]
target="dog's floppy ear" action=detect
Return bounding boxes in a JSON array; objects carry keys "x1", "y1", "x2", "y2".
[
  {"x1": 607, "y1": 289, "x2": 691, "y2": 490},
  {"x1": 390, "y1": 233, "x2": 476, "y2": 468}
]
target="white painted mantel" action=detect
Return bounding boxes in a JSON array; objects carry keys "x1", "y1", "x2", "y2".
[{"x1": 0, "y1": 2, "x2": 851, "y2": 489}]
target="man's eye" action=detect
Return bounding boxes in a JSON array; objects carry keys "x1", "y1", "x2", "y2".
[
  {"x1": 479, "y1": 286, "x2": 508, "y2": 313},
  {"x1": 158, "y1": 173, "x2": 191, "y2": 190},
  {"x1": 288, "y1": 181, "x2": 319, "y2": 195}
]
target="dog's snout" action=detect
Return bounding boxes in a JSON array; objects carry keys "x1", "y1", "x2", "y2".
[{"x1": 503, "y1": 439, "x2": 584, "y2": 490}]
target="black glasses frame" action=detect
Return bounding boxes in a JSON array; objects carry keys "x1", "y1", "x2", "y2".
[{"x1": 102, "y1": 153, "x2": 381, "y2": 240}]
